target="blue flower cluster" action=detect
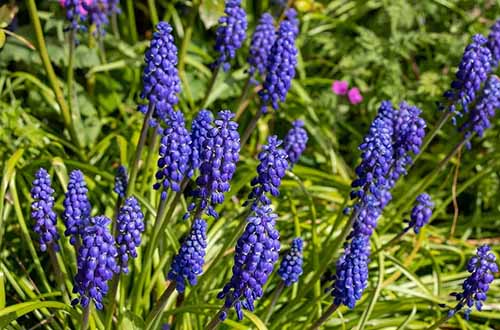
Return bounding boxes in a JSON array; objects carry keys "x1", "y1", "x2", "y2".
[
  {"x1": 284, "y1": 120, "x2": 308, "y2": 166},
  {"x1": 217, "y1": 206, "x2": 280, "y2": 321},
  {"x1": 154, "y1": 111, "x2": 192, "y2": 200},
  {"x1": 31, "y1": 168, "x2": 60, "y2": 252},
  {"x1": 189, "y1": 110, "x2": 214, "y2": 174},
  {"x1": 248, "y1": 13, "x2": 276, "y2": 78},
  {"x1": 245, "y1": 136, "x2": 288, "y2": 209},
  {"x1": 461, "y1": 75, "x2": 500, "y2": 139},
  {"x1": 113, "y1": 165, "x2": 128, "y2": 198},
  {"x1": 63, "y1": 170, "x2": 92, "y2": 245},
  {"x1": 167, "y1": 219, "x2": 208, "y2": 293},
  {"x1": 213, "y1": 0, "x2": 248, "y2": 71},
  {"x1": 139, "y1": 22, "x2": 181, "y2": 128},
  {"x1": 72, "y1": 215, "x2": 119, "y2": 310},
  {"x1": 188, "y1": 110, "x2": 240, "y2": 219},
  {"x1": 116, "y1": 197, "x2": 144, "y2": 273},
  {"x1": 278, "y1": 237, "x2": 304, "y2": 286},
  {"x1": 406, "y1": 193, "x2": 434, "y2": 234},
  {"x1": 487, "y1": 20, "x2": 500, "y2": 66},
  {"x1": 285, "y1": 8, "x2": 299, "y2": 38},
  {"x1": 445, "y1": 35, "x2": 492, "y2": 122},
  {"x1": 61, "y1": 0, "x2": 88, "y2": 31},
  {"x1": 83, "y1": 0, "x2": 120, "y2": 36},
  {"x1": 258, "y1": 18, "x2": 298, "y2": 113},
  {"x1": 449, "y1": 245, "x2": 498, "y2": 319}
]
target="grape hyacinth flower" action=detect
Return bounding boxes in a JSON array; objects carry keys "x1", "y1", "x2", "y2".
[
  {"x1": 248, "y1": 13, "x2": 276, "y2": 78},
  {"x1": 406, "y1": 193, "x2": 434, "y2": 234},
  {"x1": 167, "y1": 219, "x2": 207, "y2": 293},
  {"x1": 258, "y1": 18, "x2": 298, "y2": 112},
  {"x1": 113, "y1": 165, "x2": 128, "y2": 198},
  {"x1": 278, "y1": 237, "x2": 304, "y2": 286},
  {"x1": 284, "y1": 120, "x2": 308, "y2": 166},
  {"x1": 217, "y1": 206, "x2": 280, "y2": 321},
  {"x1": 284, "y1": 8, "x2": 299, "y2": 38},
  {"x1": 449, "y1": 245, "x2": 498, "y2": 319},
  {"x1": 461, "y1": 75, "x2": 500, "y2": 139},
  {"x1": 245, "y1": 136, "x2": 288, "y2": 208},
  {"x1": 187, "y1": 110, "x2": 240, "y2": 219},
  {"x1": 72, "y1": 215, "x2": 119, "y2": 310},
  {"x1": 153, "y1": 111, "x2": 192, "y2": 200},
  {"x1": 116, "y1": 197, "x2": 144, "y2": 273},
  {"x1": 31, "y1": 168, "x2": 60, "y2": 252},
  {"x1": 139, "y1": 22, "x2": 181, "y2": 128},
  {"x1": 83, "y1": 0, "x2": 120, "y2": 36},
  {"x1": 189, "y1": 110, "x2": 214, "y2": 174},
  {"x1": 487, "y1": 20, "x2": 500, "y2": 66},
  {"x1": 213, "y1": 0, "x2": 248, "y2": 71},
  {"x1": 63, "y1": 170, "x2": 91, "y2": 245},
  {"x1": 60, "y1": 0, "x2": 90, "y2": 31},
  {"x1": 444, "y1": 34, "x2": 492, "y2": 122}
]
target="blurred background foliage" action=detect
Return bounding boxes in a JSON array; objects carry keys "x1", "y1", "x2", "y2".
[{"x1": 0, "y1": 0, "x2": 499, "y2": 329}]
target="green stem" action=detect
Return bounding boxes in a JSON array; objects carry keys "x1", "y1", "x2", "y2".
[
  {"x1": 201, "y1": 65, "x2": 221, "y2": 108},
  {"x1": 424, "y1": 314, "x2": 451, "y2": 330},
  {"x1": 144, "y1": 281, "x2": 176, "y2": 330},
  {"x1": 111, "y1": 13, "x2": 120, "y2": 38},
  {"x1": 148, "y1": 0, "x2": 160, "y2": 26},
  {"x1": 240, "y1": 111, "x2": 262, "y2": 147},
  {"x1": 308, "y1": 303, "x2": 339, "y2": 330},
  {"x1": 126, "y1": 0, "x2": 138, "y2": 43},
  {"x1": 372, "y1": 230, "x2": 408, "y2": 255},
  {"x1": 67, "y1": 30, "x2": 84, "y2": 149},
  {"x1": 81, "y1": 303, "x2": 91, "y2": 330},
  {"x1": 127, "y1": 104, "x2": 154, "y2": 196},
  {"x1": 104, "y1": 271, "x2": 121, "y2": 330},
  {"x1": 26, "y1": 0, "x2": 81, "y2": 148},
  {"x1": 412, "y1": 111, "x2": 451, "y2": 164},
  {"x1": 178, "y1": 0, "x2": 199, "y2": 74},
  {"x1": 141, "y1": 129, "x2": 160, "y2": 196},
  {"x1": 205, "y1": 307, "x2": 227, "y2": 330},
  {"x1": 234, "y1": 76, "x2": 253, "y2": 121},
  {"x1": 48, "y1": 247, "x2": 70, "y2": 304},
  {"x1": 264, "y1": 281, "x2": 285, "y2": 323}
]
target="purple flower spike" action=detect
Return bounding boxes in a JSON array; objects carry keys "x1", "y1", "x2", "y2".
[
  {"x1": 140, "y1": 22, "x2": 181, "y2": 128},
  {"x1": 113, "y1": 165, "x2": 128, "y2": 198},
  {"x1": 72, "y1": 215, "x2": 119, "y2": 310},
  {"x1": 31, "y1": 168, "x2": 60, "y2": 252},
  {"x1": 217, "y1": 206, "x2": 280, "y2": 321},
  {"x1": 167, "y1": 219, "x2": 207, "y2": 293},
  {"x1": 189, "y1": 110, "x2": 214, "y2": 174},
  {"x1": 406, "y1": 193, "x2": 434, "y2": 234},
  {"x1": 213, "y1": 0, "x2": 248, "y2": 72},
  {"x1": 60, "y1": 0, "x2": 89, "y2": 31},
  {"x1": 284, "y1": 120, "x2": 308, "y2": 166},
  {"x1": 63, "y1": 170, "x2": 91, "y2": 245},
  {"x1": 487, "y1": 20, "x2": 500, "y2": 66},
  {"x1": 449, "y1": 245, "x2": 498, "y2": 319},
  {"x1": 248, "y1": 13, "x2": 276, "y2": 78},
  {"x1": 278, "y1": 237, "x2": 304, "y2": 286},
  {"x1": 116, "y1": 197, "x2": 144, "y2": 273},
  {"x1": 83, "y1": 0, "x2": 120, "y2": 36}
]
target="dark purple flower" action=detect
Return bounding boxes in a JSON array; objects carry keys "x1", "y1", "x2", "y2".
[
  {"x1": 487, "y1": 20, "x2": 500, "y2": 66},
  {"x1": 278, "y1": 237, "x2": 304, "y2": 286},
  {"x1": 72, "y1": 215, "x2": 119, "y2": 310},
  {"x1": 82, "y1": 0, "x2": 120, "y2": 36},
  {"x1": 31, "y1": 168, "x2": 60, "y2": 252},
  {"x1": 60, "y1": 0, "x2": 89, "y2": 31},
  {"x1": 189, "y1": 110, "x2": 214, "y2": 174},
  {"x1": 284, "y1": 120, "x2": 308, "y2": 166},
  {"x1": 248, "y1": 13, "x2": 276, "y2": 78},
  {"x1": 63, "y1": 170, "x2": 91, "y2": 245},
  {"x1": 116, "y1": 197, "x2": 144, "y2": 273},
  {"x1": 406, "y1": 193, "x2": 434, "y2": 234},
  {"x1": 217, "y1": 206, "x2": 280, "y2": 321},
  {"x1": 284, "y1": 8, "x2": 299, "y2": 38},
  {"x1": 113, "y1": 165, "x2": 128, "y2": 198},
  {"x1": 213, "y1": 0, "x2": 248, "y2": 71},
  {"x1": 167, "y1": 219, "x2": 207, "y2": 293}
]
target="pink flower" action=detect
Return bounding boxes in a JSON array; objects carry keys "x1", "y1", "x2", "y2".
[
  {"x1": 332, "y1": 80, "x2": 349, "y2": 95},
  {"x1": 347, "y1": 87, "x2": 363, "y2": 105}
]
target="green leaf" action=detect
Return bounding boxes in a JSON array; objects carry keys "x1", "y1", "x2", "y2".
[
  {"x1": 199, "y1": 0, "x2": 224, "y2": 29},
  {"x1": 0, "y1": 4, "x2": 18, "y2": 28},
  {"x1": 0, "y1": 270, "x2": 5, "y2": 309},
  {"x1": 0, "y1": 301, "x2": 69, "y2": 328},
  {"x1": 0, "y1": 30, "x2": 5, "y2": 49},
  {"x1": 120, "y1": 311, "x2": 145, "y2": 330},
  {"x1": 243, "y1": 311, "x2": 268, "y2": 330}
]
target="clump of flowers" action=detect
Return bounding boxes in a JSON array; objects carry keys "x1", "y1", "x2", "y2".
[
  {"x1": 63, "y1": 170, "x2": 92, "y2": 245},
  {"x1": 278, "y1": 237, "x2": 304, "y2": 286},
  {"x1": 331, "y1": 80, "x2": 363, "y2": 105},
  {"x1": 449, "y1": 245, "x2": 498, "y2": 319},
  {"x1": 139, "y1": 22, "x2": 181, "y2": 128},
  {"x1": 213, "y1": 0, "x2": 248, "y2": 71},
  {"x1": 113, "y1": 165, "x2": 128, "y2": 198},
  {"x1": 167, "y1": 219, "x2": 208, "y2": 293},
  {"x1": 406, "y1": 193, "x2": 434, "y2": 234},
  {"x1": 72, "y1": 215, "x2": 119, "y2": 310},
  {"x1": 189, "y1": 110, "x2": 214, "y2": 174},
  {"x1": 284, "y1": 120, "x2": 308, "y2": 166},
  {"x1": 116, "y1": 197, "x2": 144, "y2": 273},
  {"x1": 487, "y1": 20, "x2": 500, "y2": 66},
  {"x1": 247, "y1": 12, "x2": 276, "y2": 79},
  {"x1": 59, "y1": 0, "x2": 91, "y2": 31},
  {"x1": 83, "y1": 0, "x2": 120, "y2": 35},
  {"x1": 31, "y1": 168, "x2": 60, "y2": 252}
]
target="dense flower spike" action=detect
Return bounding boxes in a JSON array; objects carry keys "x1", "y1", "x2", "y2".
[
  {"x1": 285, "y1": 8, "x2": 299, "y2": 38},
  {"x1": 217, "y1": 206, "x2": 280, "y2": 321},
  {"x1": 406, "y1": 193, "x2": 434, "y2": 234},
  {"x1": 83, "y1": 0, "x2": 120, "y2": 35},
  {"x1": 248, "y1": 13, "x2": 276, "y2": 77},
  {"x1": 284, "y1": 120, "x2": 308, "y2": 166},
  {"x1": 444, "y1": 34, "x2": 492, "y2": 122},
  {"x1": 245, "y1": 136, "x2": 288, "y2": 208},
  {"x1": 139, "y1": 22, "x2": 181, "y2": 127},
  {"x1": 116, "y1": 197, "x2": 144, "y2": 273},
  {"x1": 278, "y1": 237, "x2": 304, "y2": 286},
  {"x1": 154, "y1": 111, "x2": 192, "y2": 199},
  {"x1": 258, "y1": 18, "x2": 298, "y2": 112},
  {"x1": 189, "y1": 110, "x2": 214, "y2": 174},
  {"x1": 213, "y1": 0, "x2": 248, "y2": 71},
  {"x1": 31, "y1": 168, "x2": 60, "y2": 252},
  {"x1": 113, "y1": 165, "x2": 128, "y2": 198},
  {"x1": 449, "y1": 245, "x2": 498, "y2": 319},
  {"x1": 487, "y1": 20, "x2": 500, "y2": 66},
  {"x1": 188, "y1": 110, "x2": 240, "y2": 219},
  {"x1": 72, "y1": 216, "x2": 119, "y2": 310},
  {"x1": 60, "y1": 0, "x2": 89, "y2": 31},
  {"x1": 461, "y1": 75, "x2": 500, "y2": 139},
  {"x1": 330, "y1": 236, "x2": 370, "y2": 308},
  {"x1": 63, "y1": 170, "x2": 91, "y2": 245},
  {"x1": 167, "y1": 219, "x2": 207, "y2": 293}
]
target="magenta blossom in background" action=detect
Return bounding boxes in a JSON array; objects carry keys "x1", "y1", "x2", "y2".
[
  {"x1": 332, "y1": 80, "x2": 349, "y2": 95},
  {"x1": 347, "y1": 87, "x2": 363, "y2": 105}
]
